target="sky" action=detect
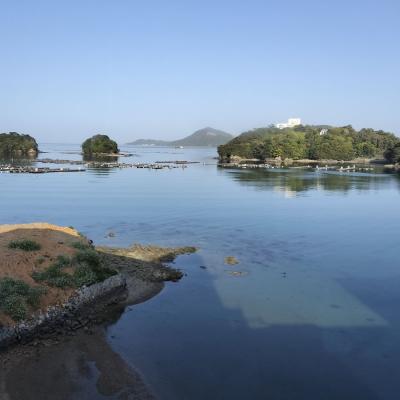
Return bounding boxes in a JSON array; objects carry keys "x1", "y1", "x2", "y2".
[{"x1": 0, "y1": 0, "x2": 399, "y2": 143}]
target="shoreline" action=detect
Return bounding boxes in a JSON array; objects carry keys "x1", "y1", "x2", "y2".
[
  {"x1": 0, "y1": 263, "x2": 188, "y2": 400},
  {"x1": 0, "y1": 277, "x2": 163, "y2": 400},
  {"x1": 0, "y1": 224, "x2": 196, "y2": 399},
  {"x1": 218, "y1": 156, "x2": 387, "y2": 166},
  {"x1": 217, "y1": 157, "x2": 399, "y2": 173}
]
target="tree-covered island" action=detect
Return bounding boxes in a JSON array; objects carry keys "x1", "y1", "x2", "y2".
[
  {"x1": 82, "y1": 134, "x2": 119, "y2": 156},
  {"x1": 218, "y1": 125, "x2": 399, "y2": 163},
  {"x1": 384, "y1": 142, "x2": 400, "y2": 164},
  {"x1": 0, "y1": 132, "x2": 39, "y2": 157}
]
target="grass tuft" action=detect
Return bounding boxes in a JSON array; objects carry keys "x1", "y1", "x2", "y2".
[
  {"x1": 32, "y1": 255, "x2": 73, "y2": 288},
  {"x1": 8, "y1": 239, "x2": 41, "y2": 252},
  {"x1": 0, "y1": 277, "x2": 46, "y2": 321},
  {"x1": 70, "y1": 241, "x2": 91, "y2": 251},
  {"x1": 32, "y1": 249, "x2": 116, "y2": 289}
]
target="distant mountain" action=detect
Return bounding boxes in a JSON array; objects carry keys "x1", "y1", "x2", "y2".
[
  {"x1": 127, "y1": 127, "x2": 234, "y2": 147},
  {"x1": 127, "y1": 139, "x2": 169, "y2": 146}
]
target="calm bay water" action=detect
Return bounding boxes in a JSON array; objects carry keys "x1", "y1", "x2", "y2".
[{"x1": 1, "y1": 144, "x2": 400, "y2": 399}]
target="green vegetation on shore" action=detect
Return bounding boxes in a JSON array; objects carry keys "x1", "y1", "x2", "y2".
[
  {"x1": 8, "y1": 239, "x2": 41, "y2": 252},
  {"x1": 82, "y1": 134, "x2": 119, "y2": 156},
  {"x1": 218, "y1": 125, "x2": 399, "y2": 162},
  {"x1": 384, "y1": 143, "x2": 400, "y2": 164},
  {"x1": 32, "y1": 247, "x2": 116, "y2": 289},
  {"x1": 0, "y1": 132, "x2": 38, "y2": 157},
  {"x1": 0, "y1": 278, "x2": 46, "y2": 321}
]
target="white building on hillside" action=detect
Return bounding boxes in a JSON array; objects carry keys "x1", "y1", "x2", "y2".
[{"x1": 275, "y1": 118, "x2": 302, "y2": 129}]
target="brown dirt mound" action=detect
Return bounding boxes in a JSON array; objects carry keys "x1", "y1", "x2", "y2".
[{"x1": 0, "y1": 223, "x2": 88, "y2": 326}]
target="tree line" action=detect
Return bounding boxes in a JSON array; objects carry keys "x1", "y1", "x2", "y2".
[
  {"x1": 0, "y1": 132, "x2": 39, "y2": 156},
  {"x1": 218, "y1": 125, "x2": 399, "y2": 162}
]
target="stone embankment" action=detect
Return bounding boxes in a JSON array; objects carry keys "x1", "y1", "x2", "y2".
[{"x1": 0, "y1": 274, "x2": 126, "y2": 349}]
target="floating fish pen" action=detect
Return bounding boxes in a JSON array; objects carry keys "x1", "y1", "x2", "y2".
[
  {"x1": 155, "y1": 160, "x2": 200, "y2": 164},
  {"x1": 87, "y1": 162, "x2": 181, "y2": 170},
  {"x1": 218, "y1": 163, "x2": 274, "y2": 169},
  {"x1": 0, "y1": 165, "x2": 86, "y2": 174},
  {"x1": 1, "y1": 160, "x2": 192, "y2": 174},
  {"x1": 218, "y1": 162, "x2": 375, "y2": 173},
  {"x1": 316, "y1": 165, "x2": 375, "y2": 173},
  {"x1": 37, "y1": 158, "x2": 86, "y2": 165}
]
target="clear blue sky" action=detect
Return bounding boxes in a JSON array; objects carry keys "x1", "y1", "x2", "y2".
[{"x1": 1, "y1": 0, "x2": 399, "y2": 143}]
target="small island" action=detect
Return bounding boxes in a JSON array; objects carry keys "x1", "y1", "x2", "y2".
[
  {"x1": 82, "y1": 134, "x2": 119, "y2": 156},
  {"x1": 218, "y1": 124, "x2": 400, "y2": 164},
  {"x1": 0, "y1": 132, "x2": 39, "y2": 157}
]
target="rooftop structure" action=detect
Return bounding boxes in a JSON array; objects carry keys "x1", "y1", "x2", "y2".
[{"x1": 275, "y1": 118, "x2": 302, "y2": 129}]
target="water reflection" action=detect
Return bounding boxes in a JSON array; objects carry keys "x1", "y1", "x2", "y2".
[
  {"x1": 108, "y1": 252, "x2": 396, "y2": 400},
  {"x1": 0, "y1": 155, "x2": 37, "y2": 166},
  {"x1": 83, "y1": 155, "x2": 120, "y2": 163},
  {"x1": 86, "y1": 167, "x2": 118, "y2": 177},
  {"x1": 226, "y1": 168, "x2": 393, "y2": 195},
  {"x1": 0, "y1": 328, "x2": 155, "y2": 400},
  {"x1": 2, "y1": 145, "x2": 400, "y2": 399}
]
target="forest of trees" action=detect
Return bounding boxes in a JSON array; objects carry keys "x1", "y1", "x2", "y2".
[
  {"x1": 0, "y1": 132, "x2": 38, "y2": 156},
  {"x1": 82, "y1": 134, "x2": 119, "y2": 156},
  {"x1": 218, "y1": 125, "x2": 399, "y2": 162},
  {"x1": 384, "y1": 143, "x2": 400, "y2": 164}
]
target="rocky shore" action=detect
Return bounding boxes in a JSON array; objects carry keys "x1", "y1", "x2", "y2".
[
  {"x1": 0, "y1": 274, "x2": 126, "y2": 350},
  {"x1": 0, "y1": 231, "x2": 195, "y2": 347},
  {"x1": 0, "y1": 224, "x2": 196, "y2": 399}
]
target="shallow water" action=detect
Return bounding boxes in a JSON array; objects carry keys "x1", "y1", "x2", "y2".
[{"x1": 1, "y1": 145, "x2": 400, "y2": 399}]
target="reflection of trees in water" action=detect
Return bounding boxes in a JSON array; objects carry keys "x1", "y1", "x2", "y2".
[
  {"x1": 0, "y1": 154, "x2": 37, "y2": 166},
  {"x1": 83, "y1": 155, "x2": 119, "y2": 163},
  {"x1": 84, "y1": 155, "x2": 120, "y2": 177},
  {"x1": 86, "y1": 167, "x2": 118, "y2": 177},
  {"x1": 228, "y1": 169, "x2": 392, "y2": 194},
  {"x1": 394, "y1": 173, "x2": 400, "y2": 188}
]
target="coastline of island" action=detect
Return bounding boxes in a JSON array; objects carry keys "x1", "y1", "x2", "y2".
[{"x1": 0, "y1": 223, "x2": 195, "y2": 363}]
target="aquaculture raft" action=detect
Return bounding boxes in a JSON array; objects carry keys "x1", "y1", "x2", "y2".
[{"x1": 0, "y1": 166, "x2": 86, "y2": 174}]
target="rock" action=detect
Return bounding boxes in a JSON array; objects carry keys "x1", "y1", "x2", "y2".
[{"x1": 224, "y1": 256, "x2": 239, "y2": 265}]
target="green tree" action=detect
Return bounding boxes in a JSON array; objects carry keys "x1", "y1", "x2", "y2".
[
  {"x1": 218, "y1": 124, "x2": 399, "y2": 162},
  {"x1": 385, "y1": 143, "x2": 400, "y2": 163},
  {"x1": 0, "y1": 132, "x2": 38, "y2": 156},
  {"x1": 82, "y1": 134, "x2": 119, "y2": 156}
]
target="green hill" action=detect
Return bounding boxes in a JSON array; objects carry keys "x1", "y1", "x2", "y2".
[
  {"x1": 128, "y1": 127, "x2": 233, "y2": 147},
  {"x1": 218, "y1": 125, "x2": 399, "y2": 162},
  {"x1": 82, "y1": 134, "x2": 119, "y2": 156},
  {"x1": 0, "y1": 132, "x2": 38, "y2": 157}
]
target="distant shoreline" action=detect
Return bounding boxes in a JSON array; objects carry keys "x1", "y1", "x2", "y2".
[{"x1": 219, "y1": 156, "x2": 388, "y2": 166}]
